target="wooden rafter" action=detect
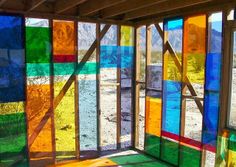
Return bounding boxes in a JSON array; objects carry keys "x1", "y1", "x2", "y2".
[
  {"x1": 135, "y1": 0, "x2": 235, "y2": 26},
  {"x1": 124, "y1": 0, "x2": 212, "y2": 20},
  {"x1": 0, "y1": 0, "x2": 7, "y2": 7},
  {"x1": 54, "y1": 0, "x2": 88, "y2": 14},
  {"x1": 101, "y1": 0, "x2": 167, "y2": 19},
  {"x1": 28, "y1": 25, "x2": 111, "y2": 148},
  {"x1": 28, "y1": 0, "x2": 47, "y2": 11},
  {"x1": 78, "y1": 0, "x2": 126, "y2": 16},
  {"x1": 154, "y1": 24, "x2": 203, "y2": 114}
]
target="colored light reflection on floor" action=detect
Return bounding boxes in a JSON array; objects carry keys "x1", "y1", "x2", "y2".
[{"x1": 49, "y1": 152, "x2": 170, "y2": 167}]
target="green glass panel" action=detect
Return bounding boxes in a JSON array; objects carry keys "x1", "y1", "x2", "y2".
[
  {"x1": 229, "y1": 133, "x2": 236, "y2": 152},
  {"x1": 144, "y1": 133, "x2": 160, "y2": 158},
  {"x1": 161, "y1": 138, "x2": 179, "y2": 165},
  {"x1": 179, "y1": 145, "x2": 201, "y2": 167},
  {"x1": 54, "y1": 62, "x2": 98, "y2": 76},
  {"x1": 0, "y1": 112, "x2": 28, "y2": 166},
  {"x1": 26, "y1": 27, "x2": 51, "y2": 63},
  {"x1": 27, "y1": 63, "x2": 50, "y2": 76}
]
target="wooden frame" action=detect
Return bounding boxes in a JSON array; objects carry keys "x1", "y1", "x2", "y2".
[{"x1": 1, "y1": 2, "x2": 236, "y2": 167}]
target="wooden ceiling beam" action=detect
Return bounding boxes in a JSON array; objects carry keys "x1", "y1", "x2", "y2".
[
  {"x1": 28, "y1": 0, "x2": 47, "y2": 11},
  {"x1": 0, "y1": 0, "x2": 7, "y2": 7},
  {"x1": 135, "y1": 0, "x2": 235, "y2": 26},
  {"x1": 55, "y1": 0, "x2": 88, "y2": 14},
  {"x1": 101, "y1": 0, "x2": 167, "y2": 19},
  {"x1": 78, "y1": 0, "x2": 126, "y2": 16},
  {"x1": 124, "y1": 0, "x2": 213, "y2": 20}
]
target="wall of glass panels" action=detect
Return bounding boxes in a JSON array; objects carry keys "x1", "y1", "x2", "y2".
[
  {"x1": 180, "y1": 15, "x2": 206, "y2": 167},
  {"x1": 26, "y1": 18, "x2": 53, "y2": 166},
  {"x1": 144, "y1": 23, "x2": 163, "y2": 158},
  {"x1": 0, "y1": 15, "x2": 28, "y2": 166},
  {"x1": 162, "y1": 17, "x2": 183, "y2": 166},
  {"x1": 78, "y1": 22, "x2": 98, "y2": 158},
  {"x1": 120, "y1": 26, "x2": 134, "y2": 148},
  {"x1": 100, "y1": 25, "x2": 118, "y2": 151},
  {"x1": 53, "y1": 20, "x2": 76, "y2": 161},
  {"x1": 203, "y1": 12, "x2": 223, "y2": 166}
]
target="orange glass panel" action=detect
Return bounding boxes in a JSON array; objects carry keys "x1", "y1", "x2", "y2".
[
  {"x1": 26, "y1": 85, "x2": 53, "y2": 157},
  {"x1": 183, "y1": 15, "x2": 206, "y2": 84},
  {"x1": 53, "y1": 20, "x2": 75, "y2": 62},
  {"x1": 145, "y1": 97, "x2": 162, "y2": 137}
]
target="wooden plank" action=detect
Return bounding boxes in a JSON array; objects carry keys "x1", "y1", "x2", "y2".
[
  {"x1": 131, "y1": 26, "x2": 136, "y2": 148},
  {"x1": 0, "y1": 0, "x2": 7, "y2": 7},
  {"x1": 134, "y1": 27, "x2": 141, "y2": 148},
  {"x1": 79, "y1": 0, "x2": 126, "y2": 16},
  {"x1": 28, "y1": 25, "x2": 111, "y2": 148},
  {"x1": 117, "y1": 25, "x2": 121, "y2": 149},
  {"x1": 0, "y1": 8, "x2": 135, "y2": 26},
  {"x1": 101, "y1": 0, "x2": 167, "y2": 19},
  {"x1": 135, "y1": 0, "x2": 234, "y2": 26},
  {"x1": 74, "y1": 22, "x2": 79, "y2": 159},
  {"x1": 124, "y1": 0, "x2": 212, "y2": 20},
  {"x1": 28, "y1": 0, "x2": 47, "y2": 11},
  {"x1": 96, "y1": 23, "x2": 101, "y2": 154},
  {"x1": 55, "y1": 0, "x2": 88, "y2": 14},
  {"x1": 218, "y1": 11, "x2": 232, "y2": 132},
  {"x1": 49, "y1": 19, "x2": 56, "y2": 163}
]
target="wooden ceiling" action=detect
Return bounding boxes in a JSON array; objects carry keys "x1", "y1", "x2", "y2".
[{"x1": 0, "y1": 0, "x2": 235, "y2": 25}]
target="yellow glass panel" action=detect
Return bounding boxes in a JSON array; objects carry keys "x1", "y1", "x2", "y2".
[
  {"x1": 145, "y1": 97, "x2": 162, "y2": 137},
  {"x1": 121, "y1": 26, "x2": 133, "y2": 46},
  {"x1": 163, "y1": 50, "x2": 182, "y2": 81},
  {"x1": 0, "y1": 102, "x2": 24, "y2": 114},
  {"x1": 228, "y1": 150, "x2": 236, "y2": 167},
  {"x1": 54, "y1": 80, "x2": 75, "y2": 160},
  {"x1": 183, "y1": 15, "x2": 206, "y2": 84},
  {"x1": 53, "y1": 20, "x2": 75, "y2": 56}
]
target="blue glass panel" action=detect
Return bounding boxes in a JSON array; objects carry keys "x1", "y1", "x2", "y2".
[
  {"x1": 100, "y1": 46, "x2": 134, "y2": 68},
  {"x1": 205, "y1": 53, "x2": 221, "y2": 91},
  {"x1": 164, "y1": 18, "x2": 183, "y2": 30},
  {"x1": 202, "y1": 92, "x2": 220, "y2": 147},
  {"x1": 100, "y1": 46, "x2": 118, "y2": 68},
  {"x1": 0, "y1": 15, "x2": 25, "y2": 102},
  {"x1": 79, "y1": 80, "x2": 98, "y2": 151},
  {"x1": 120, "y1": 46, "x2": 134, "y2": 68},
  {"x1": 162, "y1": 80, "x2": 182, "y2": 135}
]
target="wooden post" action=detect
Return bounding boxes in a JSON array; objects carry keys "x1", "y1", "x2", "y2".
[
  {"x1": 134, "y1": 27, "x2": 141, "y2": 148},
  {"x1": 117, "y1": 25, "x2": 121, "y2": 149},
  {"x1": 74, "y1": 21, "x2": 80, "y2": 159},
  {"x1": 96, "y1": 23, "x2": 101, "y2": 154},
  {"x1": 131, "y1": 26, "x2": 137, "y2": 148},
  {"x1": 50, "y1": 19, "x2": 56, "y2": 164}
]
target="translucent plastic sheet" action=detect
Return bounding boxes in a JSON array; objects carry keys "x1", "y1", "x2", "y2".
[
  {"x1": 53, "y1": 20, "x2": 75, "y2": 62},
  {"x1": 120, "y1": 26, "x2": 134, "y2": 148},
  {"x1": 100, "y1": 25, "x2": 117, "y2": 151},
  {"x1": 78, "y1": 22, "x2": 98, "y2": 156},
  {"x1": 0, "y1": 15, "x2": 28, "y2": 166},
  {"x1": 53, "y1": 20, "x2": 76, "y2": 160},
  {"x1": 203, "y1": 12, "x2": 223, "y2": 155}
]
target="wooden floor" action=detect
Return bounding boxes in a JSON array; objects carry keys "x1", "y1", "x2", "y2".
[{"x1": 49, "y1": 151, "x2": 172, "y2": 167}]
